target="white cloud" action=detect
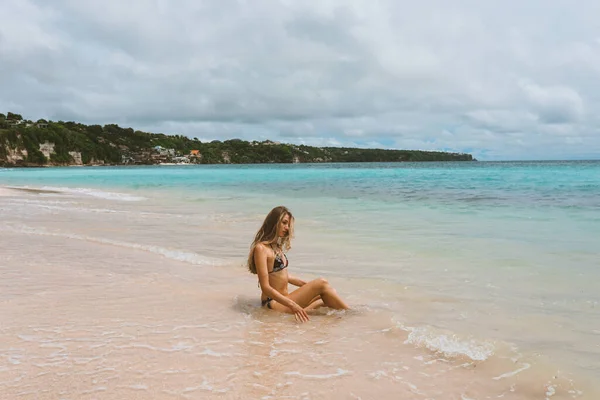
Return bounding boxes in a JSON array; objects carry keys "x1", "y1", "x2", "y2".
[
  {"x1": 519, "y1": 81, "x2": 584, "y2": 124},
  {"x1": 0, "y1": 0, "x2": 599, "y2": 160}
]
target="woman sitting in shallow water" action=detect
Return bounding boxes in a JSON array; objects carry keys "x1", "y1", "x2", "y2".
[{"x1": 248, "y1": 206, "x2": 349, "y2": 322}]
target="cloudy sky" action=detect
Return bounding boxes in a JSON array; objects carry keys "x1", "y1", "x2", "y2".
[{"x1": 2, "y1": 0, "x2": 600, "y2": 160}]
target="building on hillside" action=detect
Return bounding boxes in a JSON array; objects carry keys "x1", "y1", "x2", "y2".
[
  {"x1": 153, "y1": 146, "x2": 175, "y2": 157},
  {"x1": 172, "y1": 156, "x2": 190, "y2": 164}
]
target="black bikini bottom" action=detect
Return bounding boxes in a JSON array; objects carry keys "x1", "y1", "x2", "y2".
[{"x1": 261, "y1": 297, "x2": 273, "y2": 309}]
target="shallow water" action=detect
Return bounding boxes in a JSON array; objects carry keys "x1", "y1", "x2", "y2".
[{"x1": 1, "y1": 162, "x2": 599, "y2": 399}]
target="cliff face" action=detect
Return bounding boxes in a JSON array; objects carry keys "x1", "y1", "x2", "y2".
[
  {"x1": 0, "y1": 120, "x2": 474, "y2": 167},
  {"x1": 5, "y1": 147, "x2": 28, "y2": 164},
  {"x1": 1, "y1": 138, "x2": 88, "y2": 167},
  {"x1": 9, "y1": 140, "x2": 84, "y2": 166}
]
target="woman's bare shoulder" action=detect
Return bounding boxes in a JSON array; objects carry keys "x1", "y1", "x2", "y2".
[{"x1": 254, "y1": 242, "x2": 272, "y2": 254}]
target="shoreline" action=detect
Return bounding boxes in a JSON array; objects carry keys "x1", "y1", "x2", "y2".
[
  {"x1": 0, "y1": 186, "x2": 62, "y2": 195},
  {"x1": 1, "y1": 159, "x2": 479, "y2": 169},
  {"x1": 4, "y1": 160, "x2": 600, "y2": 169}
]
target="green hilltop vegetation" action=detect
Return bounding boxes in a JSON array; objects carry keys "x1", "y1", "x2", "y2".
[{"x1": 0, "y1": 112, "x2": 474, "y2": 166}]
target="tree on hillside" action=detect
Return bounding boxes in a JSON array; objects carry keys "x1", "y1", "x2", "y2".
[
  {"x1": 7, "y1": 112, "x2": 23, "y2": 121},
  {"x1": 87, "y1": 125, "x2": 103, "y2": 136},
  {"x1": 1, "y1": 116, "x2": 474, "y2": 166}
]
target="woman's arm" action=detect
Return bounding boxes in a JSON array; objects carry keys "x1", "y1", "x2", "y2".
[
  {"x1": 287, "y1": 275, "x2": 306, "y2": 287},
  {"x1": 254, "y1": 244, "x2": 309, "y2": 322}
]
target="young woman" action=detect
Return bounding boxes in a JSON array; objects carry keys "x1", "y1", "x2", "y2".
[{"x1": 248, "y1": 206, "x2": 349, "y2": 322}]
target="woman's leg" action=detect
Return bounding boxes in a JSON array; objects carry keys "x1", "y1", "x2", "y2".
[
  {"x1": 305, "y1": 299, "x2": 324, "y2": 311},
  {"x1": 268, "y1": 278, "x2": 349, "y2": 313},
  {"x1": 289, "y1": 278, "x2": 349, "y2": 309},
  {"x1": 269, "y1": 295, "x2": 324, "y2": 313}
]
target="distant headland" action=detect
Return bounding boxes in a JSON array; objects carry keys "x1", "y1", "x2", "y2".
[{"x1": 0, "y1": 112, "x2": 474, "y2": 167}]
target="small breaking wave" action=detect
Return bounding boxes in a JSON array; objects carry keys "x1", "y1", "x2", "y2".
[
  {"x1": 42, "y1": 186, "x2": 147, "y2": 201},
  {"x1": 0, "y1": 224, "x2": 225, "y2": 266},
  {"x1": 3, "y1": 199, "x2": 121, "y2": 214},
  {"x1": 398, "y1": 324, "x2": 495, "y2": 361},
  {"x1": 3, "y1": 198, "x2": 189, "y2": 218},
  {"x1": 9, "y1": 198, "x2": 79, "y2": 205},
  {"x1": 6, "y1": 185, "x2": 146, "y2": 201}
]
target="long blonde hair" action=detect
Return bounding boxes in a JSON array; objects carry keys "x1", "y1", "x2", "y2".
[{"x1": 248, "y1": 206, "x2": 294, "y2": 274}]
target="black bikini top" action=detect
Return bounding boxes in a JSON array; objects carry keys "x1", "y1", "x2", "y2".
[{"x1": 270, "y1": 245, "x2": 288, "y2": 273}]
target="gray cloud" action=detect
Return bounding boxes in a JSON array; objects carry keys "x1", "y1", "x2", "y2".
[{"x1": 1, "y1": 0, "x2": 600, "y2": 160}]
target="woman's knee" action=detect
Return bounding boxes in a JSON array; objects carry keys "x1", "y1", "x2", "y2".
[{"x1": 315, "y1": 277, "x2": 329, "y2": 290}]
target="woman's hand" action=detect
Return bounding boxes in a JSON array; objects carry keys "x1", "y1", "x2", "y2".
[{"x1": 290, "y1": 302, "x2": 310, "y2": 323}]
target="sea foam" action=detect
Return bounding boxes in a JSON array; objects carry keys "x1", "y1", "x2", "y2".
[
  {"x1": 0, "y1": 225, "x2": 225, "y2": 266},
  {"x1": 7, "y1": 185, "x2": 148, "y2": 201},
  {"x1": 399, "y1": 324, "x2": 495, "y2": 361}
]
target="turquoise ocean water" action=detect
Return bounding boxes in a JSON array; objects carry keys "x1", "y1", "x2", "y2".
[
  {"x1": 1, "y1": 160, "x2": 599, "y2": 397},
  {"x1": 2, "y1": 160, "x2": 599, "y2": 297}
]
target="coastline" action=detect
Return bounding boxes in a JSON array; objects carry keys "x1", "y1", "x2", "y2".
[
  {"x1": 1, "y1": 121, "x2": 473, "y2": 167},
  {"x1": 1, "y1": 159, "x2": 478, "y2": 169}
]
